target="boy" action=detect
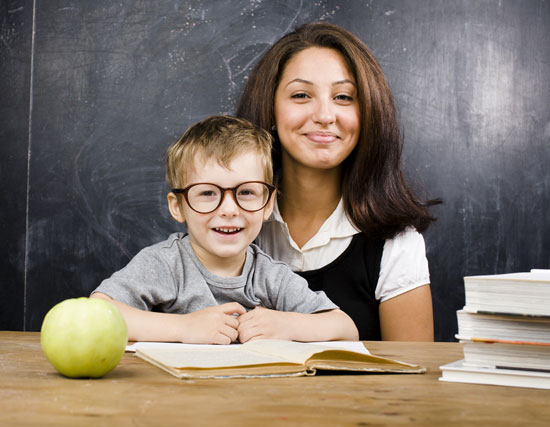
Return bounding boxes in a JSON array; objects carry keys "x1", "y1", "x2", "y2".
[{"x1": 91, "y1": 116, "x2": 358, "y2": 344}]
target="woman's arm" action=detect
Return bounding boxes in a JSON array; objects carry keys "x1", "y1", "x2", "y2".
[
  {"x1": 237, "y1": 307, "x2": 359, "y2": 342},
  {"x1": 378, "y1": 285, "x2": 434, "y2": 341},
  {"x1": 90, "y1": 292, "x2": 245, "y2": 344}
]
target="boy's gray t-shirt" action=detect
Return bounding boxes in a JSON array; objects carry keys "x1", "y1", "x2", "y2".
[{"x1": 92, "y1": 233, "x2": 337, "y2": 314}]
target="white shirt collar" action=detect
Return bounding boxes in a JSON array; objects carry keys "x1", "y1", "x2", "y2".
[{"x1": 267, "y1": 197, "x2": 359, "y2": 250}]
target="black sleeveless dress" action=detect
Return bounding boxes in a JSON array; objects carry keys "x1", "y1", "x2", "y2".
[{"x1": 296, "y1": 233, "x2": 384, "y2": 340}]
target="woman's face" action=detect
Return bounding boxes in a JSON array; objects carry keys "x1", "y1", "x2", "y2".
[{"x1": 274, "y1": 47, "x2": 360, "y2": 172}]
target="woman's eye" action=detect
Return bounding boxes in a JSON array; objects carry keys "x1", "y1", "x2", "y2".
[
  {"x1": 290, "y1": 93, "x2": 309, "y2": 100},
  {"x1": 335, "y1": 94, "x2": 354, "y2": 102}
]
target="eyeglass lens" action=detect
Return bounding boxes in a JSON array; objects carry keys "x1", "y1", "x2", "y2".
[{"x1": 187, "y1": 182, "x2": 271, "y2": 213}]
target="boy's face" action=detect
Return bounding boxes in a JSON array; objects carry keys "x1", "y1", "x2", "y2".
[{"x1": 167, "y1": 150, "x2": 274, "y2": 276}]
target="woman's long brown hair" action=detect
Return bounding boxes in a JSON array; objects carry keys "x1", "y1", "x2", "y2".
[{"x1": 236, "y1": 22, "x2": 440, "y2": 240}]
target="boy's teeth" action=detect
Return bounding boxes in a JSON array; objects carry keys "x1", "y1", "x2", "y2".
[{"x1": 214, "y1": 227, "x2": 241, "y2": 233}]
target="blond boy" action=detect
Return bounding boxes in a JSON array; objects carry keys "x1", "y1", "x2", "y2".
[{"x1": 92, "y1": 116, "x2": 358, "y2": 344}]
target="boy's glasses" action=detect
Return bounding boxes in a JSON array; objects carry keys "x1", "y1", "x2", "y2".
[{"x1": 172, "y1": 181, "x2": 276, "y2": 214}]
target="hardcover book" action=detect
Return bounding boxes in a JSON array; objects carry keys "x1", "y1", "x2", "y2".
[
  {"x1": 456, "y1": 309, "x2": 550, "y2": 343},
  {"x1": 459, "y1": 339, "x2": 550, "y2": 372},
  {"x1": 463, "y1": 270, "x2": 550, "y2": 316},
  {"x1": 456, "y1": 309, "x2": 550, "y2": 372},
  {"x1": 440, "y1": 359, "x2": 550, "y2": 389}
]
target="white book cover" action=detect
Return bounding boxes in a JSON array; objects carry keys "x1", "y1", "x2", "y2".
[{"x1": 439, "y1": 359, "x2": 550, "y2": 390}]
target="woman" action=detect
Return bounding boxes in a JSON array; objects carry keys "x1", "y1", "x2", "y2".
[{"x1": 236, "y1": 22, "x2": 440, "y2": 340}]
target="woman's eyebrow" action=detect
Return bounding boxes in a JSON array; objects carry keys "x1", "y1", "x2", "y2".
[
  {"x1": 284, "y1": 78, "x2": 356, "y2": 87},
  {"x1": 333, "y1": 79, "x2": 356, "y2": 87},
  {"x1": 285, "y1": 78, "x2": 312, "y2": 87}
]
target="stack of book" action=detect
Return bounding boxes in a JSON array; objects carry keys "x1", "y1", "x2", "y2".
[{"x1": 440, "y1": 269, "x2": 550, "y2": 389}]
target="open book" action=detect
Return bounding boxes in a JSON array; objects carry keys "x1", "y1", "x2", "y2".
[{"x1": 134, "y1": 339, "x2": 426, "y2": 379}]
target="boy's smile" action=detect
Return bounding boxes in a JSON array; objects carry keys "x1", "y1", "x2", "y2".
[
  {"x1": 214, "y1": 227, "x2": 242, "y2": 234},
  {"x1": 167, "y1": 150, "x2": 274, "y2": 278}
]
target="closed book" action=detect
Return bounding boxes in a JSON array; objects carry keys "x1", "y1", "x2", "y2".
[
  {"x1": 457, "y1": 338, "x2": 550, "y2": 372},
  {"x1": 439, "y1": 359, "x2": 550, "y2": 389},
  {"x1": 456, "y1": 309, "x2": 550, "y2": 343},
  {"x1": 463, "y1": 270, "x2": 550, "y2": 316}
]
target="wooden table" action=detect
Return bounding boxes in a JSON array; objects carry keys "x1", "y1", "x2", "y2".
[{"x1": 1, "y1": 332, "x2": 548, "y2": 426}]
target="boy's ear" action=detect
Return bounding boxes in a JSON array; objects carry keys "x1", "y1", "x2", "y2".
[
  {"x1": 167, "y1": 192, "x2": 186, "y2": 223},
  {"x1": 263, "y1": 191, "x2": 275, "y2": 221}
]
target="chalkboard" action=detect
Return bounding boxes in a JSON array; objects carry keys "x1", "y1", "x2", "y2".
[
  {"x1": 1, "y1": 0, "x2": 549, "y2": 340},
  {"x1": 0, "y1": 0, "x2": 31, "y2": 331}
]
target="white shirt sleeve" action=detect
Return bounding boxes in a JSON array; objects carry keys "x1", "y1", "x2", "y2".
[{"x1": 375, "y1": 228, "x2": 430, "y2": 302}]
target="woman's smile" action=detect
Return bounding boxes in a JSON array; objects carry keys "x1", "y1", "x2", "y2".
[{"x1": 304, "y1": 131, "x2": 340, "y2": 144}]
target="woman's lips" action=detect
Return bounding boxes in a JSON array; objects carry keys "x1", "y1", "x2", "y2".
[{"x1": 305, "y1": 132, "x2": 339, "y2": 143}]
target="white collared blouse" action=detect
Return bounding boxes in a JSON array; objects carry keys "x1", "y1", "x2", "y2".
[{"x1": 256, "y1": 198, "x2": 430, "y2": 302}]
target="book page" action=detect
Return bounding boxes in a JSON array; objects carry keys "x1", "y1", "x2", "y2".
[
  {"x1": 241, "y1": 340, "x2": 369, "y2": 364},
  {"x1": 134, "y1": 340, "x2": 371, "y2": 369},
  {"x1": 137, "y1": 344, "x2": 294, "y2": 369},
  {"x1": 531, "y1": 269, "x2": 550, "y2": 277},
  {"x1": 127, "y1": 340, "x2": 370, "y2": 354},
  {"x1": 309, "y1": 341, "x2": 371, "y2": 355},
  {"x1": 126, "y1": 342, "x2": 212, "y2": 353},
  {"x1": 465, "y1": 271, "x2": 550, "y2": 282}
]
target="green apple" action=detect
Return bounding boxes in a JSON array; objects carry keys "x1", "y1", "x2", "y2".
[{"x1": 41, "y1": 297, "x2": 128, "y2": 378}]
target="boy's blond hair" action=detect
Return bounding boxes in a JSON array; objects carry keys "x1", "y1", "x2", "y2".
[{"x1": 166, "y1": 115, "x2": 273, "y2": 189}]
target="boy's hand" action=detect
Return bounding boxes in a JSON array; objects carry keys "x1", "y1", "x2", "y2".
[
  {"x1": 237, "y1": 306, "x2": 296, "y2": 343},
  {"x1": 181, "y1": 302, "x2": 246, "y2": 345}
]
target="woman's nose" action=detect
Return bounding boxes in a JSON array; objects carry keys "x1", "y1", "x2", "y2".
[{"x1": 312, "y1": 98, "x2": 336, "y2": 125}]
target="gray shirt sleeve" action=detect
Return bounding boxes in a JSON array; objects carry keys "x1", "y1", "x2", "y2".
[
  {"x1": 274, "y1": 267, "x2": 339, "y2": 313},
  {"x1": 250, "y1": 247, "x2": 338, "y2": 314},
  {"x1": 91, "y1": 245, "x2": 178, "y2": 311}
]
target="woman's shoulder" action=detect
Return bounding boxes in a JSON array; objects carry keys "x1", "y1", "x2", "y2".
[
  {"x1": 383, "y1": 227, "x2": 425, "y2": 253},
  {"x1": 380, "y1": 228, "x2": 427, "y2": 275},
  {"x1": 376, "y1": 228, "x2": 429, "y2": 302}
]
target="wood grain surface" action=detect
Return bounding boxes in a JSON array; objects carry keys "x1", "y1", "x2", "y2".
[{"x1": 1, "y1": 332, "x2": 549, "y2": 426}]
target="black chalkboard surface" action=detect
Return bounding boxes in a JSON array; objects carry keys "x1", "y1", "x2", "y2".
[{"x1": 1, "y1": 0, "x2": 549, "y2": 340}]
